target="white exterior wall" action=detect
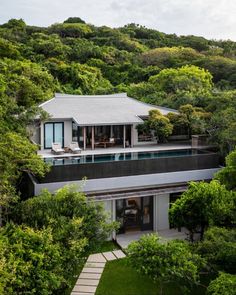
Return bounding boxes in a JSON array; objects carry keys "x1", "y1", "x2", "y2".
[
  {"x1": 97, "y1": 200, "x2": 114, "y2": 240},
  {"x1": 132, "y1": 123, "x2": 156, "y2": 146},
  {"x1": 153, "y1": 194, "x2": 170, "y2": 231},
  {"x1": 64, "y1": 120, "x2": 72, "y2": 148},
  {"x1": 98, "y1": 200, "x2": 113, "y2": 221},
  {"x1": 40, "y1": 119, "x2": 72, "y2": 150}
]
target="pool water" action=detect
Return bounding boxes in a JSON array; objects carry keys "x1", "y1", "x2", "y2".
[{"x1": 44, "y1": 149, "x2": 207, "y2": 166}]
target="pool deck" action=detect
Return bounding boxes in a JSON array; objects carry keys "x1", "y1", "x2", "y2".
[{"x1": 37, "y1": 142, "x2": 192, "y2": 158}]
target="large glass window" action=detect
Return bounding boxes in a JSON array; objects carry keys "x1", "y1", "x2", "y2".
[
  {"x1": 45, "y1": 123, "x2": 53, "y2": 149},
  {"x1": 44, "y1": 122, "x2": 64, "y2": 149}
]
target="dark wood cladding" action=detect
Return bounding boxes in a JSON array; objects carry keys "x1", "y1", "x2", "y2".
[{"x1": 37, "y1": 152, "x2": 219, "y2": 184}]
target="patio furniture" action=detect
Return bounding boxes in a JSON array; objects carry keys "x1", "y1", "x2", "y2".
[
  {"x1": 107, "y1": 137, "x2": 115, "y2": 147},
  {"x1": 69, "y1": 142, "x2": 82, "y2": 154},
  {"x1": 51, "y1": 142, "x2": 65, "y2": 155}
]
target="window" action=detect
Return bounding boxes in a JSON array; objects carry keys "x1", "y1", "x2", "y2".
[{"x1": 44, "y1": 122, "x2": 64, "y2": 149}]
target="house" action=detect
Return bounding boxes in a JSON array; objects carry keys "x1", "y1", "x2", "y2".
[
  {"x1": 34, "y1": 93, "x2": 178, "y2": 150},
  {"x1": 27, "y1": 93, "x2": 220, "y2": 238}
]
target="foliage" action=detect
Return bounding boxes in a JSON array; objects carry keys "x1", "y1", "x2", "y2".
[
  {"x1": 216, "y1": 149, "x2": 236, "y2": 190},
  {"x1": 63, "y1": 17, "x2": 86, "y2": 24},
  {"x1": 11, "y1": 185, "x2": 118, "y2": 292},
  {"x1": 0, "y1": 132, "x2": 49, "y2": 209},
  {"x1": 169, "y1": 181, "x2": 236, "y2": 241},
  {"x1": 49, "y1": 23, "x2": 92, "y2": 38},
  {"x1": 208, "y1": 107, "x2": 236, "y2": 155},
  {"x1": 168, "y1": 104, "x2": 211, "y2": 138},
  {"x1": 127, "y1": 234, "x2": 205, "y2": 293},
  {"x1": 140, "y1": 46, "x2": 204, "y2": 68},
  {"x1": 0, "y1": 223, "x2": 63, "y2": 295},
  {"x1": 136, "y1": 109, "x2": 173, "y2": 143},
  {"x1": 196, "y1": 227, "x2": 236, "y2": 273},
  {"x1": 207, "y1": 272, "x2": 236, "y2": 295},
  {"x1": 149, "y1": 65, "x2": 213, "y2": 108},
  {"x1": 0, "y1": 58, "x2": 55, "y2": 107}
]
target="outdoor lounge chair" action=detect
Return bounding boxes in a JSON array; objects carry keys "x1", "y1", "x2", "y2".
[
  {"x1": 51, "y1": 142, "x2": 65, "y2": 155},
  {"x1": 69, "y1": 142, "x2": 82, "y2": 154}
]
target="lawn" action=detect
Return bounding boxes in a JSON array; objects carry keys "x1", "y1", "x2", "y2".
[{"x1": 95, "y1": 258, "x2": 208, "y2": 295}]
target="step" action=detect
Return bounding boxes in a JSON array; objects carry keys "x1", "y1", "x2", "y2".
[
  {"x1": 79, "y1": 273, "x2": 102, "y2": 280},
  {"x1": 87, "y1": 253, "x2": 106, "y2": 263},
  {"x1": 102, "y1": 251, "x2": 117, "y2": 261},
  {"x1": 112, "y1": 250, "x2": 126, "y2": 259},
  {"x1": 76, "y1": 279, "x2": 99, "y2": 286},
  {"x1": 82, "y1": 267, "x2": 104, "y2": 274},
  {"x1": 85, "y1": 262, "x2": 105, "y2": 268},
  {"x1": 72, "y1": 285, "x2": 96, "y2": 293}
]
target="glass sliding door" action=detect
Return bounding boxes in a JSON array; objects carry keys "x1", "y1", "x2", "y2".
[
  {"x1": 44, "y1": 123, "x2": 54, "y2": 149},
  {"x1": 54, "y1": 123, "x2": 63, "y2": 146},
  {"x1": 116, "y1": 196, "x2": 154, "y2": 234},
  {"x1": 44, "y1": 122, "x2": 64, "y2": 149}
]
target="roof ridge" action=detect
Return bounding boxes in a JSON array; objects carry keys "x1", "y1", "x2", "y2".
[{"x1": 54, "y1": 93, "x2": 128, "y2": 98}]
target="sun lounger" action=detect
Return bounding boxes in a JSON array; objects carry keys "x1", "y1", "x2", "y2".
[
  {"x1": 69, "y1": 142, "x2": 82, "y2": 154},
  {"x1": 51, "y1": 142, "x2": 65, "y2": 155}
]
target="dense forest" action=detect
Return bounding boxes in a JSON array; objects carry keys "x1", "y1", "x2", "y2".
[{"x1": 0, "y1": 17, "x2": 236, "y2": 294}]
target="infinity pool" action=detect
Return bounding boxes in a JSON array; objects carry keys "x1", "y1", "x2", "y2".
[{"x1": 44, "y1": 149, "x2": 208, "y2": 166}]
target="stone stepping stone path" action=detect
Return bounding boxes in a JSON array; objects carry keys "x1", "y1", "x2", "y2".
[{"x1": 71, "y1": 250, "x2": 126, "y2": 295}]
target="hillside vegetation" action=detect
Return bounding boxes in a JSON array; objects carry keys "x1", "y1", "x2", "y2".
[{"x1": 0, "y1": 17, "x2": 236, "y2": 295}]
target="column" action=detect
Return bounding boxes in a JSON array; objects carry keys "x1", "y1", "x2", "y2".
[
  {"x1": 83, "y1": 127, "x2": 86, "y2": 150},
  {"x1": 92, "y1": 126, "x2": 95, "y2": 150},
  {"x1": 131, "y1": 125, "x2": 134, "y2": 147},
  {"x1": 155, "y1": 194, "x2": 170, "y2": 230},
  {"x1": 123, "y1": 125, "x2": 126, "y2": 148},
  {"x1": 112, "y1": 200, "x2": 116, "y2": 240},
  {"x1": 110, "y1": 125, "x2": 113, "y2": 138}
]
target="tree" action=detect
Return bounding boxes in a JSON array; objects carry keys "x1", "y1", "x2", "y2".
[
  {"x1": 216, "y1": 149, "x2": 236, "y2": 190},
  {"x1": 169, "y1": 181, "x2": 235, "y2": 241},
  {"x1": 49, "y1": 23, "x2": 92, "y2": 38},
  {"x1": 196, "y1": 227, "x2": 236, "y2": 273},
  {"x1": 149, "y1": 65, "x2": 213, "y2": 95},
  {"x1": 167, "y1": 104, "x2": 211, "y2": 138},
  {"x1": 136, "y1": 109, "x2": 173, "y2": 143},
  {"x1": 12, "y1": 185, "x2": 118, "y2": 284},
  {"x1": 148, "y1": 109, "x2": 173, "y2": 142},
  {"x1": 0, "y1": 132, "x2": 49, "y2": 210},
  {"x1": 140, "y1": 47, "x2": 203, "y2": 68},
  {"x1": 127, "y1": 234, "x2": 204, "y2": 294},
  {"x1": 208, "y1": 107, "x2": 236, "y2": 155},
  {"x1": 207, "y1": 273, "x2": 236, "y2": 295},
  {"x1": 63, "y1": 17, "x2": 86, "y2": 24},
  {"x1": 0, "y1": 223, "x2": 63, "y2": 295}
]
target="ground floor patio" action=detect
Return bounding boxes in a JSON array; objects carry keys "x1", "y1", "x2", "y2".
[{"x1": 116, "y1": 228, "x2": 188, "y2": 249}]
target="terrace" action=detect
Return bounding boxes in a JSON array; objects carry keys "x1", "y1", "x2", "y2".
[
  {"x1": 32, "y1": 145, "x2": 220, "y2": 194},
  {"x1": 37, "y1": 142, "x2": 191, "y2": 158}
]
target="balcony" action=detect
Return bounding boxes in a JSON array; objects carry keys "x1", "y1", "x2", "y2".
[{"x1": 35, "y1": 148, "x2": 220, "y2": 184}]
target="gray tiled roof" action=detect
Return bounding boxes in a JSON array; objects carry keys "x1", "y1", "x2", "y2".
[{"x1": 39, "y1": 93, "x2": 177, "y2": 125}]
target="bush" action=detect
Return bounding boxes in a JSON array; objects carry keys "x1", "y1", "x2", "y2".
[
  {"x1": 127, "y1": 234, "x2": 204, "y2": 292},
  {"x1": 197, "y1": 227, "x2": 236, "y2": 273},
  {"x1": 0, "y1": 223, "x2": 63, "y2": 295},
  {"x1": 207, "y1": 272, "x2": 236, "y2": 295}
]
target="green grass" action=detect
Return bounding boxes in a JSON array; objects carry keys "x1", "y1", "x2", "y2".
[
  {"x1": 91, "y1": 240, "x2": 119, "y2": 253},
  {"x1": 95, "y1": 258, "x2": 208, "y2": 295},
  {"x1": 66, "y1": 241, "x2": 119, "y2": 295}
]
